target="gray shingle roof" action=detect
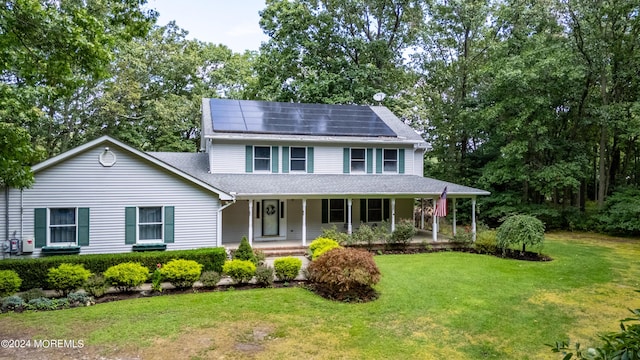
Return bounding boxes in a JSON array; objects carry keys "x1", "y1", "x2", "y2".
[{"x1": 150, "y1": 152, "x2": 489, "y2": 198}]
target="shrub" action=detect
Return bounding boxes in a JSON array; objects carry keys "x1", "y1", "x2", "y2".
[
  {"x1": 199, "y1": 271, "x2": 221, "y2": 288},
  {"x1": 150, "y1": 265, "x2": 163, "y2": 292},
  {"x1": 0, "y1": 270, "x2": 22, "y2": 297},
  {"x1": 599, "y1": 187, "x2": 640, "y2": 236},
  {"x1": 352, "y1": 224, "x2": 376, "y2": 248},
  {"x1": 19, "y1": 288, "x2": 46, "y2": 302},
  {"x1": 103, "y1": 262, "x2": 149, "y2": 292},
  {"x1": 389, "y1": 219, "x2": 417, "y2": 248},
  {"x1": 83, "y1": 274, "x2": 108, "y2": 298},
  {"x1": 309, "y1": 237, "x2": 341, "y2": 260},
  {"x1": 222, "y1": 259, "x2": 256, "y2": 284},
  {"x1": 255, "y1": 265, "x2": 275, "y2": 287},
  {"x1": 474, "y1": 231, "x2": 498, "y2": 254},
  {"x1": 47, "y1": 263, "x2": 92, "y2": 296},
  {"x1": 253, "y1": 249, "x2": 266, "y2": 266},
  {"x1": 496, "y1": 214, "x2": 545, "y2": 253},
  {"x1": 274, "y1": 257, "x2": 302, "y2": 281},
  {"x1": 25, "y1": 297, "x2": 69, "y2": 311},
  {"x1": 320, "y1": 225, "x2": 351, "y2": 245},
  {"x1": 234, "y1": 236, "x2": 257, "y2": 264},
  {"x1": 307, "y1": 247, "x2": 381, "y2": 302},
  {"x1": 67, "y1": 292, "x2": 93, "y2": 307},
  {"x1": 0, "y1": 247, "x2": 226, "y2": 291},
  {"x1": 1, "y1": 295, "x2": 25, "y2": 312},
  {"x1": 160, "y1": 259, "x2": 203, "y2": 289}
]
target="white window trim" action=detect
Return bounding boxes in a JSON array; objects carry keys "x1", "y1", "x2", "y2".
[
  {"x1": 383, "y1": 149, "x2": 398, "y2": 173},
  {"x1": 254, "y1": 146, "x2": 271, "y2": 172},
  {"x1": 290, "y1": 146, "x2": 307, "y2": 173},
  {"x1": 350, "y1": 148, "x2": 367, "y2": 173},
  {"x1": 48, "y1": 208, "x2": 78, "y2": 246},
  {"x1": 328, "y1": 199, "x2": 346, "y2": 223},
  {"x1": 137, "y1": 206, "x2": 164, "y2": 244}
]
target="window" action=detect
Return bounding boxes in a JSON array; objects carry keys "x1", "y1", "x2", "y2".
[
  {"x1": 351, "y1": 148, "x2": 366, "y2": 172},
  {"x1": 138, "y1": 207, "x2": 163, "y2": 242},
  {"x1": 254, "y1": 146, "x2": 271, "y2": 171},
  {"x1": 383, "y1": 149, "x2": 398, "y2": 172},
  {"x1": 367, "y1": 199, "x2": 383, "y2": 222},
  {"x1": 49, "y1": 208, "x2": 77, "y2": 245},
  {"x1": 290, "y1": 147, "x2": 306, "y2": 171},
  {"x1": 329, "y1": 199, "x2": 345, "y2": 223}
]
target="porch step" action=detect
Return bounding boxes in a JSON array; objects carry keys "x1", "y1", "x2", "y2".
[{"x1": 257, "y1": 246, "x2": 308, "y2": 257}]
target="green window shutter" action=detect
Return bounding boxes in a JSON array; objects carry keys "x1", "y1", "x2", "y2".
[
  {"x1": 383, "y1": 199, "x2": 390, "y2": 221},
  {"x1": 376, "y1": 149, "x2": 383, "y2": 173},
  {"x1": 125, "y1": 207, "x2": 136, "y2": 244},
  {"x1": 78, "y1": 208, "x2": 90, "y2": 246},
  {"x1": 307, "y1": 147, "x2": 314, "y2": 173},
  {"x1": 360, "y1": 199, "x2": 367, "y2": 223},
  {"x1": 34, "y1": 208, "x2": 47, "y2": 248},
  {"x1": 399, "y1": 149, "x2": 405, "y2": 174},
  {"x1": 245, "y1": 145, "x2": 253, "y2": 173},
  {"x1": 321, "y1": 199, "x2": 328, "y2": 223},
  {"x1": 343, "y1": 148, "x2": 350, "y2": 174},
  {"x1": 366, "y1": 148, "x2": 373, "y2": 173},
  {"x1": 271, "y1": 146, "x2": 279, "y2": 173},
  {"x1": 282, "y1": 146, "x2": 290, "y2": 173},
  {"x1": 164, "y1": 206, "x2": 175, "y2": 244}
]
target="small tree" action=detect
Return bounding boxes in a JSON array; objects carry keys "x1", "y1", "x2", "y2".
[
  {"x1": 234, "y1": 236, "x2": 257, "y2": 264},
  {"x1": 496, "y1": 214, "x2": 545, "y2": 254}
]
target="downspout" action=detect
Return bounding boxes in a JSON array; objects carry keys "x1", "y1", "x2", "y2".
[
  {"x1": 217, "y1": 192, "x2": 237, "y2": 247},
  {"x1": 20, "y1": 190, "x2": 23, "y2": 246},
  {"x1": 4, "y1": 188, "x2": 8, "y2": 260}
]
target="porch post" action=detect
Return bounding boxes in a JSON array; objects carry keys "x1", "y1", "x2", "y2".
[
  {"x1": 391, "y1": 198, "x2": 396, "y2": 232},
  {"x1": 217, "y1": 210, "x2": 223, "y2": 247},
  {"x1": 452, "y1": 199, "x2": 457, "y2": 236},
  {"x1": 432, "y1": 197, "x2": 438, "y2": 242},
  {"x1": 248, "y1": 200, "x2": 253, "y2": 245},
  {"x1": 347, "y1": 198, "x2": 353, "y2": 235},
  {"x1": 420, "y1": 198, "x2": 425, "y2": 229},
  {"x1": 471, "y1": 197, "x2": 477, "y2": 242},
  {"x1": 302, "y1": 198, "x2": 307, "y2": 246}
]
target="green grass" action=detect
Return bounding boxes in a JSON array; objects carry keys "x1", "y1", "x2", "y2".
[{"x1": 2, "y1": 233, "x2": 639, "y2": 359}]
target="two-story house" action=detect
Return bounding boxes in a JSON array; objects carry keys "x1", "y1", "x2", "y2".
[{"x1": 0, "y1": 99, "x2": 488, "y2": 257}]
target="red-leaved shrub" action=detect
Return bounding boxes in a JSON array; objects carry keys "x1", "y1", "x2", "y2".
[{"x1": 306, "y1": 247, "x2": 381, "y2": 302}]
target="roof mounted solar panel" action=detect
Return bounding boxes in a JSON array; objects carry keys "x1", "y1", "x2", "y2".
[{"x1": 209, "y1": 99, "x2": 397, "y2": 137}]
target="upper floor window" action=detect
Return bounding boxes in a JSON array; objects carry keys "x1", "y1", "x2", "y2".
[
  {"x1": 49, "y1": 208, "x2": 77, "y2": 245},
  {"x1": 290, "y1": 147, "x2": 306, "y2": 171},
  {"x1": 254, "y1": 146, "x2": 271, "y2": 171},
  {"x1": 384, "y1": 149, "x2": 398, "y2": 172},
  {"x1": 138, "y1": 207, "x2": 163, "y2": 242},
  {"x1": 351, "y1": 148, "x2": 366, "y2": 172}
]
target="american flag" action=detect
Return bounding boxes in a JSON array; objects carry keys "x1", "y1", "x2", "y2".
[{"x1": 434, "y1": 187, "x2": 447, "y2": 217}]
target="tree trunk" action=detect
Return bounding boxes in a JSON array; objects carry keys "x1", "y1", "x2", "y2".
[{"x1": 597, "y1": 71, "x2": 608, "y2": 208}]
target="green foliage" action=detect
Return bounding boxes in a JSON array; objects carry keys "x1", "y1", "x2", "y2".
[
  {"x1": 474, "y1": 231, "x2": 498, "y2": 254},
  {"x1": 103, "y1": 262, "x2": 149, "y2": 292},
  {"x1": 307, "y1": 247, "x2": 381, "y2": 302},
  {"x1": 25, "y1": 297, "x2": 69, "y2": 311},
  {"x1": 320, "y1": 225, "x2": 351, "y2": 245},
  {"x1": 496, "y1": 215, "x2": 545, "y2": 253},
  {"x1": 309, "y1": 237, "x2": 341, "y2": 260},
  {"x1": 0, "y1": 247, "x2": 226, "y2": 290},
  {"x1": 46, "y1": 263, "x2": 91, "y2": 296},
  {"x1": 389, "y1": 219, "x2": 417, "y2": 248},
  {"x1": 274, "y1": 257, "x2": 302, "y2": 282},
  {"x1": 351, "y1": 224, "x2": 376, "y2": 248},
  {"x1": 0, "y1": 122, "x2": 41, "y2": 188},
  {"x1": 19, "y1": 288, "x2": 46, "y2": 302},
  {"x1": 159, "y1": 259, "x2": 203, "y2": 290},
  {"x1": 150, "y1": 267, "x2": 163, "y2": 292},
  {"x1": 1, "y1": 295, "x2": 25, "y2": 312},
  {"x1": 222, "y1": 260, "x2": 256, "y2": 284},
  {"x1": 83, "y1": 274, "x2": 108, "y2": 298},
  {"x1": 255, "y1": 266, "x2": 275, "y2": 287},
  {"x1": 67, "y1": 292, "x2": 93, "y2": 307},
  {"x1": 234, "y1": 236, "x2": 257, "y2": 264},
  {"x1": 599, "y1": 187, "x2": 640, "y2": 236},
  {"x1": 0, "y1": 269, "x2": 22, "y2": 297},
  {"x1": 199, "y1": 271, "x2": 221, "y2": 288}
]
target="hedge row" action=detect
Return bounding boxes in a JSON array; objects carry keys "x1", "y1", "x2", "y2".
[{"x1": 0, "y1": 248, "x2": 226, "y2": 290}]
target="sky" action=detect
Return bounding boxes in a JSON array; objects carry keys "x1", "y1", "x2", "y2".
[{"x1": 146, "y1": 0, "x2": 269, "y2": 53}]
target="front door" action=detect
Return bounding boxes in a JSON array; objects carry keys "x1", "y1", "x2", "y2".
[{"x1": 262, "y1": 200, "x2": 279, "y2": 236}]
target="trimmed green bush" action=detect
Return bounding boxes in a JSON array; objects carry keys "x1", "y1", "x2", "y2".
[
  {"x1": 0, "y1": 247, "x2": 226, "y2": 290},
  {"x1": 103, "y1": 262, "x2": 149, "y2": 292},
  {"x1": 274, "y1": 257, "x2": 302, "y2": 281},
  {"x1": 222, "y1": 259, "x2": 256, "y2": 284},
  {"x1": 309, "y1": 237, "x2": 341, "y2": 260},
  {"x1": 199, "y1": 271, "x2": 221, "y2": 288},
  {"x1": 389, "y1": 219, "x2": 417, "y2": 248},
  {"x1": 320, "y1": 225, "x2": 351, "y2": 245},
  {"x1": 352, "y1": 224, "x2": 376, "y2": 248},
  {"x1": 497, "y1": 214, "x2": 545, "y2": 253},
  {"x1": 160, "y1": 259, "x2": 203, "y2": 289},
  {"x1": 474, "y1": 230, "x2": 498, "y2": 254},
  {"x1": 47, "y1": 263, "x2": 92, "y2": 296},
  {"x1": 255, "y1": 265, "x2": 275, "y2": 287},
  {"x1": 0, "y1": 270, "x2": 22, "y2": 297},
  {"x1": 234, "y1": 236, "x2": 257, "y2": 264},
  {"x1": 307, "y1": 247, "x2": 381, "y2": 302},
  {"x1": 83, "y1": 274, "x2": 108, "y2": 298}
]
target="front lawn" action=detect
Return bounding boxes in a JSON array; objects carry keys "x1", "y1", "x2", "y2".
[{"x1": 1, "y1": 233, "x2": 639, "y2": 359}]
